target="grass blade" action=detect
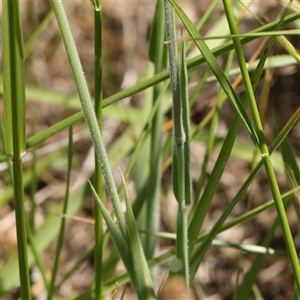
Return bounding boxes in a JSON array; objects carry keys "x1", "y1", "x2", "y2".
[
  {"x1": 222, "y1": 0, "x2": 300, "y2": 289},
  {"x1": 93, "y1": 3, "x2": 103, "y2": 299},
  {"x1": 120, "y1": 173, "x2": 155, "y2": 299},
  {"x1": 164, "y1": 0, "x2": 190, "y2": 285},
  {"x1": 47, "y1": 126, "x2": 73, "y2": 300},
  {"x1": 145, "y1": 0, "x2": 166, "y2": 263},
  {"x1": 49, "y1": 0, "x2": 128, "y2": 241},
  {"x1": 2, "y1": 0, "x2": 31, "y2": 298},
  {"x1": 167, "y1": 0, "x2": 259, "y2": 148}
]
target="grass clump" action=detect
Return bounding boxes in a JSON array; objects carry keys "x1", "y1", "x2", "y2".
[{"x1": 1, "y1": 0, "x2": 299, "y2": 299}]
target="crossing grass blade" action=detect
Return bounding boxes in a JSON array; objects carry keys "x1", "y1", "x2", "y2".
[
  {"x1": 49, "y1": 0, "x2": 128, "y2": 241},
  {"x1": 189, "y1": 105, "x2": 300, "y2": 280},
  {"x1": 166, "y1": 0, "x2": 260, "y2": 148},
  {"x1": 222, "y1": 0, "x2": 300, "y2": 289},
  {"x1": 120, "y1": 173, "x2": 156, "y2": 299}
]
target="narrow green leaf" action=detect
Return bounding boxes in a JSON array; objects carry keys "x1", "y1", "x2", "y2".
[
  {"x1": 2, "y1": 1, "x2": 31, "y2": 298},
  {"x1": 145, "y1": 0, "x2": 166, "y2": 262},
  {"x1": 48, "y1": 126, "x2": 73, "y2": 300},
  {"x1": 120, "y1": 173, "x2": 156, "y2": 299},
  {"x1": 235, "y1": 218, "x2": 281, "y2": 299},
  {"x1": 2, "y1": 0, "x2": 26, "y2": 160},
  {"x1": 187, "y1": 6, "x2": 298, "y2": 255},
  {"x1": 89, "y1": 182, "x2": 133, "y2": 276},
  {"x1": 180, "y1": 42, "x2": 192, "y2": 205},
  {"x1": 167, "y1": 0, "x2": 260, "y2": 148},
  {"x1": 164, "y1": 0, "x2": 189, "y2": 285},
  {"x1": 49, "y1": 0, "x2": 128, "y2": 241},
  {"x1": 166, "y1": 29, "x2": 300, "y2": 42},
  {"x1": 149, "y1": 1, "x2": 167, "y2": 65}
]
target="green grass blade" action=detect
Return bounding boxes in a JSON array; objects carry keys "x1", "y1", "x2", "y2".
[
  {"x1": 120, "y1": 174, "x2": 155, "y2": 299},
  {"x1": 164, "y1": 0, "x2": 190, "y2": 285},
  {"x1": 24, "y1": 11, "x2": 54, "y2": 59},
  {"x1": 187, "y1": 5, "x2": 297, "y2": 254},
  {"x1": 93, "y1": 5, "x2": 103, "y2": 299},
  {"x1": 222, "y1": 1, "x2": 300, "y2": 289},
  {"x1": 2, "y1": 0, "x2": 31, "y2": 298},
  {"x1": 194, "y1": 50, "x2": 234, "y2": 204},
  {"x1": 189, "y1": 106, "x2": 300, "y2": 280},
  {"x1": 180, "y1": 41, "x2": 192, "y2": 206},
  {"x1": 235, "y1": 217, "x2": 281, "y2": 299},
  {"x1": 167, "y1": 29, "x2": 300, "y2": 42},
  {"x1": 2, "y1": 0, "x2": 26, "y2": 161},
  {"x1": 274, "y1": 108, "x2": 300, "y2": 185},
  {"x1": 22, "y1": 14, "x2": 299, "y2": 151},
  {"x1": 47, "y1": 126, "x2": 73, "y2": 300},
  {"x1": 145, "y1": 0, "x2": 166, "y2": 262},
  {"x1": 25, "y1": 222, "x2": 50, "y2": 293},
  {"x1": 89, "y1": 182, "x2": 131, "y2": 273},
  {"x1": 49, "y1": 0, "x2": 128, "y2": 241},
  {"x1": 167, "y1": 0, "x2": 260, "y2": 148}
]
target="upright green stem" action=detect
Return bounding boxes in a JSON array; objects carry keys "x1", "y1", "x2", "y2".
[
  {"x1": 146, "y1": 0, "x2": 165, "y2": 262},
  {"x1": 48, "y1": 126, "x2": 73, "y2": 300},
  {"x1": 164, "y1": 0, "x2": 189, "y2": 285},
  {"x1": 50, "y1": 0, "x2": 128, "y2": 241},
  {"x1": 222, "y1": 0, "x2": 300, "y2": 290},
  {"x1": 93, "y1": 3, "x2": 103, "y2": 299},
  {"x1": 2, "y1": 0, "x2": 31, "y2": 298},
  {"x1": 12, "y1": 161, "x2": 31, "y2": 299}
]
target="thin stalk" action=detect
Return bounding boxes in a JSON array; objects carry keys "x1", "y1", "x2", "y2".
[
  {"x1": 222, "y1": 0, "x2": 300, "y2": 289},
  {"x1": 56, "y1": 247, "x2": 94, "y2": 292},
  {"x1": 48, "y1": 126, "x2": 73, "y2": 300},
  {"x1": 163, "y1": 0, "x2": 189, "y2": 284},
  {"x1": 12, "y1": 162, "x2": 31, "y2": 299},
  {"x1": 26, "y1": 222, "x2": 50, "y2": 293},
  {"x1": 145, "y1": 0, "x2": 165, "y2": 262},
  {"x1": 49, "y1": 0, "x2": 128, "y2": 241},
  {"x1": 93, "y1": 2, "x2": 103, "y2": 299},
  {"x1": 29, "y1": 112, "x2": 38, "y2": 232},
  {"x1": 235, "y1": 215, "x2": 282, "y2": 299},
  {"x1": 2, "y1": 0, "x2": 31, "y2": 298},
  {"x1": 193, "y1": 50, "x2": 234, "y2": 206}
]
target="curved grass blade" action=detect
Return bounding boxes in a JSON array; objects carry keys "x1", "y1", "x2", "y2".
[
  {"x1": 89, "y1": 182, "x2": 133, "y2": 281},
  {"x1": 49, "y1": 0, "x2": 128, "y2": 241},
  {"x1": 120, "y1": 173, "x2": 156, "y2": 299}
]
